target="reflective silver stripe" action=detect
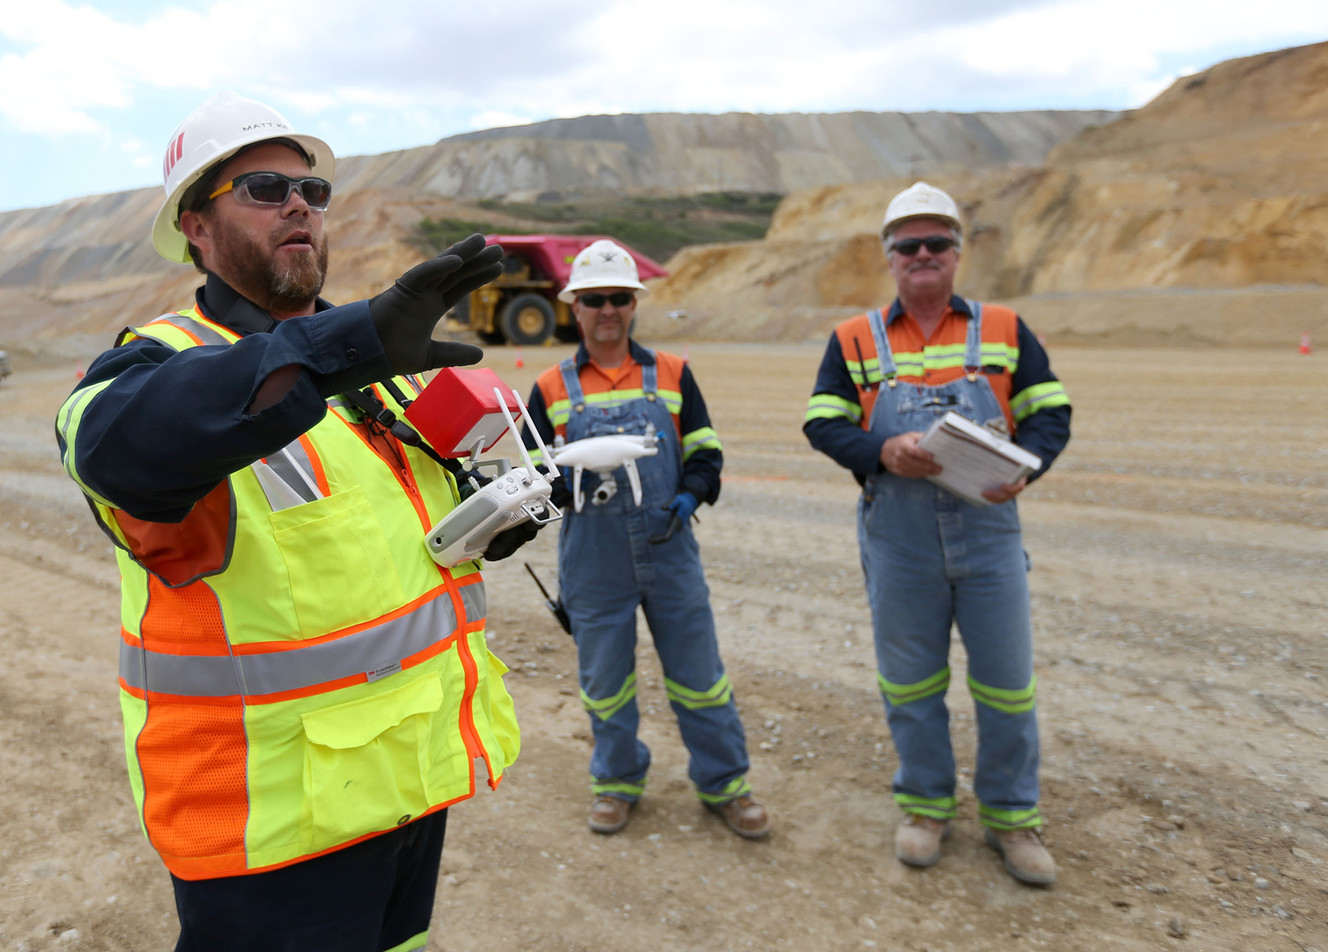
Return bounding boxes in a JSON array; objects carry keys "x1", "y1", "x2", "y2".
[
  {"x1": 252, "y1": 462, "x2": 307, "y2": 510},
  {"x1": 147, "y1": 314, "x2": 233, "y2": 347},
  {"x1": 266, "y1": 443, "x2": 322, "y2": 503},
  {"x1": 119, "y1": 594, "x2": 461, "y2": 698},
  {"x1": 251, "y1": 442, "x2": 324, "y2": 511},
  {"x1": 459, "y1": 581, "x2": 486, "y2": 621}
]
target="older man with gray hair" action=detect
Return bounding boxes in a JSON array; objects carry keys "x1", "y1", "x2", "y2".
[{"x1": 803, "y1": 181, "x2": 1071, "y2": 886}]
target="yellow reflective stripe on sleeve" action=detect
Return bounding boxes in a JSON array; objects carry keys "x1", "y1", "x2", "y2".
[
  {"x1": 56, "y1": 380, "x2": 118, "y2": 506},
  {"x1": 664, "y1": 673, "x2": 732, "y2": 709},
  {"x1": 681, "y1": 426, "x2": 721, "y2": 462},
  {"x1": 805, "y1": 393, "x2": 862, "y2": 426},
  {"x1": 581, "y1": 672, "x2": 637, "y2": 721},
  {"x1": 1010, "y1": 382, "x2": 1070, "y2": 423},
  {"x1": 967, "y1": 673, "x2": 1037, "y2": 714}
]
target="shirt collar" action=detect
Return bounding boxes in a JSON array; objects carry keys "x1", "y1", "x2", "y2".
[
  {"x1": 574, "y1": 337, "x2": 655, "y2": 370},
  {"x1": 886, "y1": 295, "x2": 972, "y2": 325},
  {"x1": 195, "y1": 273, "x2": 332, "y2": 335}
]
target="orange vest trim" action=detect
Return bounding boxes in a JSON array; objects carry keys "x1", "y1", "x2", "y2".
[
  {"x1": 837, "y1": 304, "x2": 1020, "y2": 432},
  {"x1": 534, "y1": 351, "x2": 688, "y2": 441}
]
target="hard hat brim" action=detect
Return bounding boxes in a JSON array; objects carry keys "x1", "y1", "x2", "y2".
[
  {"x1": 882, "y1": 213, "x2": 963, "y2": 239},
  {"x1": 557, "y1": 279, "x2": 650, "y2": 304},
  {"x1": 152, "y1": 132, "x2": 335, "y2": 264}
]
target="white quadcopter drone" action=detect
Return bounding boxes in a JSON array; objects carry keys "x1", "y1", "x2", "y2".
[{"x1": 549, "y1": 424, "x2": 662, "y2": 513}]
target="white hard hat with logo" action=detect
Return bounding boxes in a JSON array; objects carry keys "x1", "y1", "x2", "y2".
[
  {"x1": 558, "y1": 239, "x2": 651, "y2": 303},
  {"x1": 151, "y1": 91, "x2": 335, "y2": 264},
  {"x1": 881, "y1": 181, "x2": 963, "y2": 241}
]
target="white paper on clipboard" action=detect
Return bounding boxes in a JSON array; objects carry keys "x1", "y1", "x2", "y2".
[{"x1": 915, "y1": 411, "x2": 1042, "y2": 506}]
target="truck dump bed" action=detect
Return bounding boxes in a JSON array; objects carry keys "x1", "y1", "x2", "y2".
[{"x1": 483, "y1": 234, "x2": 668, "y2": 285}]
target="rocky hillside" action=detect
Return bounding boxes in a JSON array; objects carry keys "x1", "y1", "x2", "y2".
[
  {"x1": 0, "y1": 109, "x2": 1111, "y2": 350},
  {"x1": 337, "y1": 110, "x2": 1116, "y2": 201},
  {"x1": 6, "y1": 40, "x2": 1328, "y2": 353},
  {"x1": 645, "y1": 41, "x2": 1328, "y2": 348}
]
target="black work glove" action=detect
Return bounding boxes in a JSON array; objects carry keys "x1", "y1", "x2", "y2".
[
  {"x1": 368, "y1": 233, "x2": 504, "y2": 374},
  {"x1": 483, "y1": 519, "x2": 542, "y2": 561}
]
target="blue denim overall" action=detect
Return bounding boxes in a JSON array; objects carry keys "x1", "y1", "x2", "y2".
[
  {"x1": 858, "y1": 304, "x2": 1041, "y2": 831},
  {"x1": 557, "y1": 353, "x2": 751, "y2": 805}
]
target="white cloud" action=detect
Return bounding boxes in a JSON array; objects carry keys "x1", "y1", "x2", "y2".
[{"x1": 1, "y1": 0, "x2": 1327, "y2": 210}]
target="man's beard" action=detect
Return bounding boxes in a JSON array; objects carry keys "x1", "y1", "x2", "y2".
[{"x1": 211, "y1": 216, "x2": 329, "y2": 314}]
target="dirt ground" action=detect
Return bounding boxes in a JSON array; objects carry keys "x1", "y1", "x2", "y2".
[{"x1": 1, "y1": 340, "x2": 1325, "y2": 952}]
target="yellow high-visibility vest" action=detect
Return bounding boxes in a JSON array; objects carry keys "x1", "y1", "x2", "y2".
[{"x1": 57, "y1": 308, "x2": 519, "y2": 880}]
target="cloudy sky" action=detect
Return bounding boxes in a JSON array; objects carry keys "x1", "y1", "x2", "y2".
[{"x1": 2, "y1": 0, "x2": 1325, "y2": 213}]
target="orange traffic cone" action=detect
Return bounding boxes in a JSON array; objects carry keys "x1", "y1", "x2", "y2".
[
  {"x1": 515, "y1": 348, "x2": 525, "y2": 369},
  {"x1": 75, "y1": 360, "x2": 85, "y2": 379},
  {"x1": 1299, "y1": 332, "x2": 1312, "y2": 355}
]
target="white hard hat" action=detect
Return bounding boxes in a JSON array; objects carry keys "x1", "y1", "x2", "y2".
[
  {"x1": 882, "y1": 181, "x2": 963, "y2": 240},
  {"x1": 151, "y1": 91, "x2": 335, "y2": 264},
  {"x1": 558, "y1": 239, "x2": 650, "y2": 303}
]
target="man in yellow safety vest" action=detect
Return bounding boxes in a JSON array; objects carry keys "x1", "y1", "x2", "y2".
[{"x1": 55, "y1": 91, "x2": 529, "y2": 951}]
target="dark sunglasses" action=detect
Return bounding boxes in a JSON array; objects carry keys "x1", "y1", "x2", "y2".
[
  {"x1": 889, "y1": 236, "x2": 956, "y2": 256},
  {"x1": 208, "y1": 171, "x2": 333, "y2": 210},
  {"x1": 577, "y1": 291, "x2": 635, "y2": 308}
]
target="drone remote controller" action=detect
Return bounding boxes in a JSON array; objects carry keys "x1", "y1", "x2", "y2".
[{"x1": 426, "y1": 387, "x2": 562, "y2": 567}]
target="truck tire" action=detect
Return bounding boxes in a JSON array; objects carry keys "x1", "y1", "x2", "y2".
[
  {"x1": 554, "y1": 321, "x2": 581, "y2": 343},
  {"x1": 500, "y1": 293, "x2": 556, "y2": 346}
]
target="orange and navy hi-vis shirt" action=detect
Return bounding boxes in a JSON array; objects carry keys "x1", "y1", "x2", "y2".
[
  {"x1": 521, "y1": 340, "x2": 723, "y2": 506},
  {"x1": 803, "y1": 295, "x2": 1071, "y2": 483}
]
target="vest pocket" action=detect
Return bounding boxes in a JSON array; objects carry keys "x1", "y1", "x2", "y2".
[
  {"x1": 298, "y1": 673, "x2": 444, "y2": 851},
  {"x1": 270, "y1": 485, "x2": 407, "y2": 637},
  {"x1": 475, "y1": 649, "x2": 521, "y2": 777}
]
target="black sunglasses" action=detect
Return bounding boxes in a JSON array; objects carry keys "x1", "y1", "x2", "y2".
[
  {"x1": 208, "y1": 171, "x2": 333, "y2": 210},
  {"x1": 889, "y1": 236, "x2": 956, "y2": 256},
  {"x1": 577, "y1": 291, "x2": 635, "y2": 308}
]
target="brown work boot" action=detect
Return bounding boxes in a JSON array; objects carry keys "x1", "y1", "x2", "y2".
[
  {"x1": 894, "y1": 813, "x2": 951, "y2": 867},
  {"x1": 707, "y1": 795, "x2": 772, "y2": 839},
  {"x1": 588, "y1": 796, "x2": 633, "y2": 834},
  {"x1": 985, "y1": 826, "x2": 1057, "y2": 886}
]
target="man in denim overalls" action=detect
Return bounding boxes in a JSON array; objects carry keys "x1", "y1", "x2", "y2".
[
  {"x1": 522, "y1": 240, "x2": 770, "y2": 840},
  {"x1": 803, "y1": 184, "x2": 1072, "y2": 885}
]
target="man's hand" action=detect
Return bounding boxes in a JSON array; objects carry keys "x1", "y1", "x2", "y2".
[
  {"x1": 981, "y1": 477, "x2": 1027, "y2": 505},
  {"x1": 879, "y1": 432, "x2": 942, "y2": 479},
  {"x1": 369, "y1": 234, "x2": 504, "y2": 374},
  {"x1": 483, "y1": 519, "x2": 542, "y2": 561},
  {"x1": 650, "y1": 492, "x2": 699, "y2": 545},
  {"x1": 666, "y1": 491, "x2": 699, "y2": 523}
]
